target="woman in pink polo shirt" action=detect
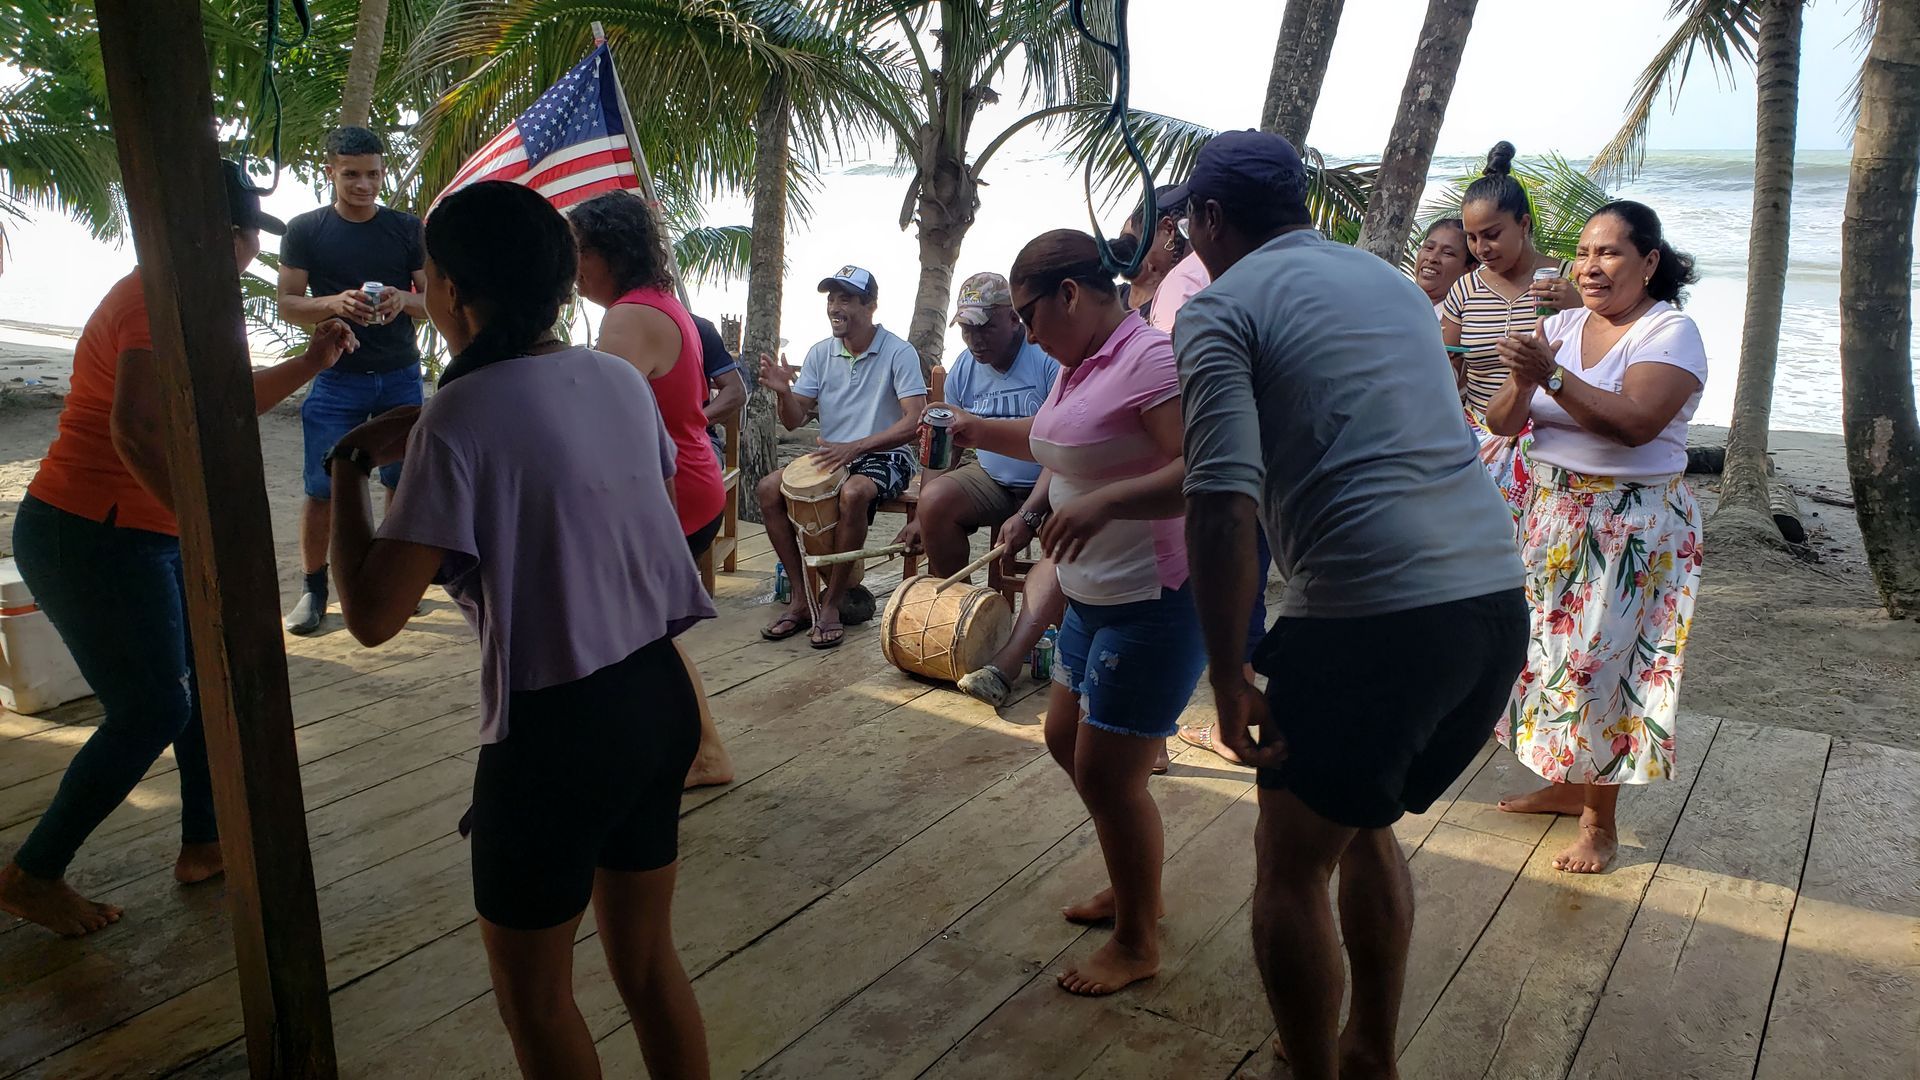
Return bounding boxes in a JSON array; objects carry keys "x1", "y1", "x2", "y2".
[{"x1": 1004, "y1": 229, "x2": 1204, "y2": 998}]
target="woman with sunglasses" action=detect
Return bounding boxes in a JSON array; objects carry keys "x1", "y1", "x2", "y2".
[{"x1": 1009, "y1": 229, "x2": 1204, "y2": 997}]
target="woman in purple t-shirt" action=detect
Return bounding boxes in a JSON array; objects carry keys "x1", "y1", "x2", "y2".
[{"x1": 325, "y1": 183, "x2": 715, "y2": 1078}]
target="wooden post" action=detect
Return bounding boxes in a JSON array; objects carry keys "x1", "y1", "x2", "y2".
[{"x1": 93, "y1": 2, "x2": 337, "y2": 1077}]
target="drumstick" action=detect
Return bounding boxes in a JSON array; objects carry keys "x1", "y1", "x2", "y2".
[
  {"x1": 803, "y1": 543, "x2": 910, "y2": 569},
  {"x1": 935, "y1": 543, "x2": 1010, "y2": 592}
]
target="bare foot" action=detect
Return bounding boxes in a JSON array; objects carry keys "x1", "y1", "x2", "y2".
[
  {"x1": 0, "y1": 862, "x2": 122, "y2": 937},
  {"x1": 174, "y1": 842, "x2": 225, "y2": 884},
  {"x1": 1057, "y1": 936, "x2": 1158, "y2": 996},
  {"x1": 1061, "y1": 886, "x2": 1166, "y2": 925},
  {"x1": 1177, "y1": 724, "x2": 1244, "y2": 765},
  {"x1": 1552, "y1": 822, "x2": 1618, "y2": 874},
  {"x1": 1338, "y1": 1028, "x2": 1398, "y2": 1079},
  {"x1": 1498, "y1": 784, "x2": 1586, "y2": 816},
  {"x1": 684, "y1": 745, "x2": 736, "y2": 790}
]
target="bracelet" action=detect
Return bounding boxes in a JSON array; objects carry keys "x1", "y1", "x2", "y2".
[{"x1": 323, "y1": 443, "x2": 375, "y2": 477}]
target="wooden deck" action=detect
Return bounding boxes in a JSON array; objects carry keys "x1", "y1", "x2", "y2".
[{"x1": 2, "y1": 522, "x2": 1915, "y2": 1079}]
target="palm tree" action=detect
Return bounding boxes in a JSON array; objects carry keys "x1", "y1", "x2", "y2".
[
  {"x1": 1590, "y1": 1, "x2": 1798, "y2": 541},
  {"x1": 341, "y1": 0, "x2": 393, "y2": 127},
  {"x1": 1839, "y1": 0, "x2": 1920, "y2": 619},
  {"x1": 1420, "y1": 153, "x2": 1612, "y2": 264},
  {"x1": 831, "y1": 0, "x2": 1225, "y2": 371},
  {"x1": 1354, "y1": 0, "x2": 1478, "y2": 262},
  {"x1": 1260, "y1": 0, "x2": 1347, "y2": 150}
]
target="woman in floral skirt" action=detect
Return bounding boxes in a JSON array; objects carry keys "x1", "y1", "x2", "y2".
[{"x1": 1481, "y1": 200, "x2": 1706, "y2": 874}]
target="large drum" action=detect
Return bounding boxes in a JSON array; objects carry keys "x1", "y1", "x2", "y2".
[
  {"x1": 881, "y1": 576, "x2": 1013, "y2": 683},
  {"x1": 781, "y1": 457, "x2": 846, "y2": 556}
]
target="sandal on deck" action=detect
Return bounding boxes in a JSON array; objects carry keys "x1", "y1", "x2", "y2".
[
  {"x1": 761, "y1": 612, "x2": 811, "y2": 642},
  {"x1": 956, "y1": 664, "x2": 1014, "y2": 707},
  {"x1": 809, "y1": 621, "x2": 845, "y2": 650},
  {"x1": 1176, "y1": 724, "x2": 1244, "y2": 766}
]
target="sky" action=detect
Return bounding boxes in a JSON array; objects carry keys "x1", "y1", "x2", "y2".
[{"x1": 1118, "y1": 0, "x2": 1868, "y2": 158}]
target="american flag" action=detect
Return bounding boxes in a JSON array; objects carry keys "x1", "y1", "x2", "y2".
[{"x1": 433, "y1": 44, "x2": 639, "y2": 210}]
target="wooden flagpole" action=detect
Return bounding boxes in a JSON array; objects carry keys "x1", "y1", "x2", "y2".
[{"x1": 592, "y1": 21, "x2": 694, "y2": 310}]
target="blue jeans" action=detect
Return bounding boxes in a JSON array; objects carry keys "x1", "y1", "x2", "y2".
[
  {"x1": 10, "y1": 495, "x2": 215, "y2": 878},
  {"x1": 300, "y1": 364, "x2": 424, "y2": 498},
  {"x1": 1053, "y1": 582, "x2": 1207, "y2": 739}
]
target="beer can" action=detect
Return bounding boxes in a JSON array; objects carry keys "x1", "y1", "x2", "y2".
[
  {"x1": 773, "y1": 563, "x2": 791, "y2": 604},
  {"x1": 361, "y1": 281, "x2": 387, "y2": 324},
  {"x1": 1531, "y1": 267, "x2": 1559, "y2": 319},
  {"x1": 920, "y1": 407, "x2": 957, "y2": 470},
  {"x1": 1031, "y1": 627, "x2": 1056, "y2": 682}
]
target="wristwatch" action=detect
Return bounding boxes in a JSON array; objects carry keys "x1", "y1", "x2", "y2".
[
  {"x1": 1545, "y1": 366, "x2": 1566, "y2": 395},
  {"x1": 323, "y1": 443, "x2": 376, "y2": 477},
  {"x1": 1020, "y1": 508, "x2": 1049, "y2": 531}
]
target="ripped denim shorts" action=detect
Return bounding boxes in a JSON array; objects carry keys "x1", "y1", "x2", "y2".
[{"x1": 1053, "y1": 582, "x2": 1207, "y2": 739}]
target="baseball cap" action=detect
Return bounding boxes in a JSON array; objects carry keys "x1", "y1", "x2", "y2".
[
  {"x1": 1164, "y1": 130, "x2": 1307, "y2": 214},
  {"x1": 817, "y1": 264, "x2": 878, "y2": 301},
  {"x1": 950, "y1": 271, "x2": 1012, "y2": 326},
  {"x1": 222, "y1": 160, "x2": 287, "y2": 235}
]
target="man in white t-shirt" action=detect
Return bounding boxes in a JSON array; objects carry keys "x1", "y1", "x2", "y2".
[{"x1": 756, "y1": 266, "x2": 927, "y2": 649}]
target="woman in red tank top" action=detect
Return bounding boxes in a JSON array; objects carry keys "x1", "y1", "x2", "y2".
[{"x1": 571, "y1": 193, "x2": 734, "y2": 789}]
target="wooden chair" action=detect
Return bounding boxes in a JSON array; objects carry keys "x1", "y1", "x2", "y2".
[
  {"x1": 987, "y1": 543, "x2": 1038, "y2": 609},
  {"x1": 697, "y1": 411, "x2": 742, "y2": 595},
  {"x1": 879, "y1": 364, "x2": 945, "y2": 579}
]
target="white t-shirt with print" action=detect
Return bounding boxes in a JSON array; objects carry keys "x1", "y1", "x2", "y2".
[{"x1": 1528, "y1": 302, "x2": 1709, "y2": 478}]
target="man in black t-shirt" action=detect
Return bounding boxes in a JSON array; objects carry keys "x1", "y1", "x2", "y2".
[
  {"x1": 277, "y1": 126, "x2": 427, "y2": 635},
  {"x1": 692, "y1": 313, "x2": 746, "y2": 460}
]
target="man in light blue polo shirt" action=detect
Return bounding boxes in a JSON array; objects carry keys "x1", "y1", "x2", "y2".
[{"x1": 757, "y1": 265, "x2": 928, "y2": 649}]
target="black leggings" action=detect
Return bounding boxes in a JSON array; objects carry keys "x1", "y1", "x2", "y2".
[
  {"x1": 686, "y1": 512, "x2": 724, "y2": 559},
  {"x1": 469, "y1": 635, "x2": 701, "y2": 930}
]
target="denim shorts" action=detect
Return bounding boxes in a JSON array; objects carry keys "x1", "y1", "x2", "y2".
[
  {"x1": 301, "y1": 364, "x2": 425, "y2": 498},
  {"x1": 1053, "y1": 582, "x2": 1207, "y2": 739}
]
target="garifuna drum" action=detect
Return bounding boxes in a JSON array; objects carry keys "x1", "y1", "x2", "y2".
[
  {"x1": 782, "y1": 457, "x2": 847, "y2": 556},
  {"x1": 880, "y1": 576, "x2": 1013, "y2": 683}
]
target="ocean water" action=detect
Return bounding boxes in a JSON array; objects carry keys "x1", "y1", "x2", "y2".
[{"x1": 2, "y1": 148, "x2": 1914, "y2": 434}]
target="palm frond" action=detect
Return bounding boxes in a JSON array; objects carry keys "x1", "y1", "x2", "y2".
[
  {"x1": 1590, "y1": 0, "x2": 1758, "y2": 182},
  {"x1": 1421, "y1": 153, "x2": 1611, "y2": 262},
  {"x1": 673, "y1": 224, "x2": 757, "y2": 286}
]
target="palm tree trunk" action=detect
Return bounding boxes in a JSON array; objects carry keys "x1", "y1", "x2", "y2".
[
  {"x1": 1260, "y1": 0, "x2": 1347, "y2": 149},
  {"x1": 905, "y1": 150, "x2": 977, "y2": 377},
  {"x1": 339, "y1": 0, "x2": 390, "y2": 128},
  {"x1": 741, "y1": 75, "x2": 792, "y2": 524},
  {"x1": 1716, "y1": 0, "x2": 1803, "y2": 536},
  {"x1": 1840, "y1": 0, "x2": 1920, "y2": 619},
  {"x1": 1353, "y1": 0, "x2": 1477, "y2": 263}
]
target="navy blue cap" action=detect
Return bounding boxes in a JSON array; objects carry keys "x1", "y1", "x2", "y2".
[{"x1": 1167, "y1": 130, "x2": 1308, "y2": 212}]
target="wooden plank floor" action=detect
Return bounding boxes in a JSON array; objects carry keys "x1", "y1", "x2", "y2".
[{"x1": 2, "y1": 522, "x2": 1913, "y2": 1079}]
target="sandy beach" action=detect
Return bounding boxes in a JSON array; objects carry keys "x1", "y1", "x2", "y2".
[{"x1": 1, "y1": 340, "x2": 1915, "y2": 753}]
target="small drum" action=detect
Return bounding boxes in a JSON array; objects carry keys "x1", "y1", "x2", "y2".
[
  {"x1": 782, "y1": 457, "x2": 846, "y2": 556},
  {"x1": 880, "y1": 576, "x2": 1013, "y2": 683}
]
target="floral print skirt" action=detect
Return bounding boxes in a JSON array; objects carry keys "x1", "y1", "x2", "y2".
[{"x1": 1495, "y1": 463, "x2": 1703, "y2": 786}]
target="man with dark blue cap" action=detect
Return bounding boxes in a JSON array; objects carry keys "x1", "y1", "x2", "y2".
[{"x1": 1176, "y1": 129, "x2": 1527, "y2": 1080}]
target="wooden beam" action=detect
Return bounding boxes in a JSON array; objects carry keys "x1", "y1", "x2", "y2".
[{"x1": 92, "y1": 2, "x2": 337, "y2": 1076}]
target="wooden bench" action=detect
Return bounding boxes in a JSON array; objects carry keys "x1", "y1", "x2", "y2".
[{"x1": 697, "y1": 411, "x2": 741, "y2": 595}]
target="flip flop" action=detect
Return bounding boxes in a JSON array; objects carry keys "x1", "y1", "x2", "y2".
[
  {"x1": 1176, "y1": 724, "x2": 1244, "y2": 766},
  {"x1": 809, "y1": 622, "x2": 845, "y2": 650},
  {"x1": 761, "y1": 612, "x2": 812, "y2": 641}
]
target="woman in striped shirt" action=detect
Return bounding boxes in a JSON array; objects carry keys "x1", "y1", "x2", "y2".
[{"x1": 1442, "y1": 142, "x2": 1580, "y2": 419}]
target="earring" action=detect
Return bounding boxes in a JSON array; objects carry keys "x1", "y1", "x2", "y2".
[
  {"x1": 1164, "y1": 234, "x2": 1178, "y2": 252},
  {"x1": 1643, "y1": 277, "x2": 1650, "y2": 286}
]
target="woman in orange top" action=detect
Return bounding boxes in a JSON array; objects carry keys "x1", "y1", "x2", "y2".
[{"x1": 0, "y1": 164, "x2": 357, "y2": 937}]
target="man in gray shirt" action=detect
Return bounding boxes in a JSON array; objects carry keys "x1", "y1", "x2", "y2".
[{"x1": 1175, "y1": 130, "x2": 1526, "y2": 1080}]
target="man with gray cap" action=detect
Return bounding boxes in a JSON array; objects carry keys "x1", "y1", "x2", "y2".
[
  {"x1": 894, "y1": 272, "x2": 1062, "y2": 705},
  {"x1": 757, "y1": 265, "x2": 927, "y2": 649},
  {"x1": 1176, "y1": 129, "x2": 1526, "y2": 1079}
]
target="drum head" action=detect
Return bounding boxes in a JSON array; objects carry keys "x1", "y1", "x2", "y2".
[{"x1": 783, "y1": 455, "x2": 846, "y2": 491}]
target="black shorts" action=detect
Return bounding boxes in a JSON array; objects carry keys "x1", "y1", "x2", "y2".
[
  {"x1": 847, "y1": 449, "x2": 916, "y2": 522},
  {"x1": 686, "y1": 512, "x2": 724, "y2": 558},
  {"x1": 468, "y1": 635, "x2": 701, "y2": 930},
  {"x1": 1254, "y1": 589, "x2": 1526, "y2": 829}
]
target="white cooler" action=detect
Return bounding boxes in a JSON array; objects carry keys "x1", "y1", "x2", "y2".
[{"x1": 0, "y1": 557, "x2": 94, "y2": 714}]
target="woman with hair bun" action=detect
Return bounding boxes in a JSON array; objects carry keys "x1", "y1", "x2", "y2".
[
  {"x1": 1444, "y1": 143, "x2": 1581, "y2": 517},
  {"x1": 327, "y1": 181, "x2": 716, "y2": 1076},
  {"x1": 1482, "y1": 200, "x2": 1707, "y2": 876}
]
